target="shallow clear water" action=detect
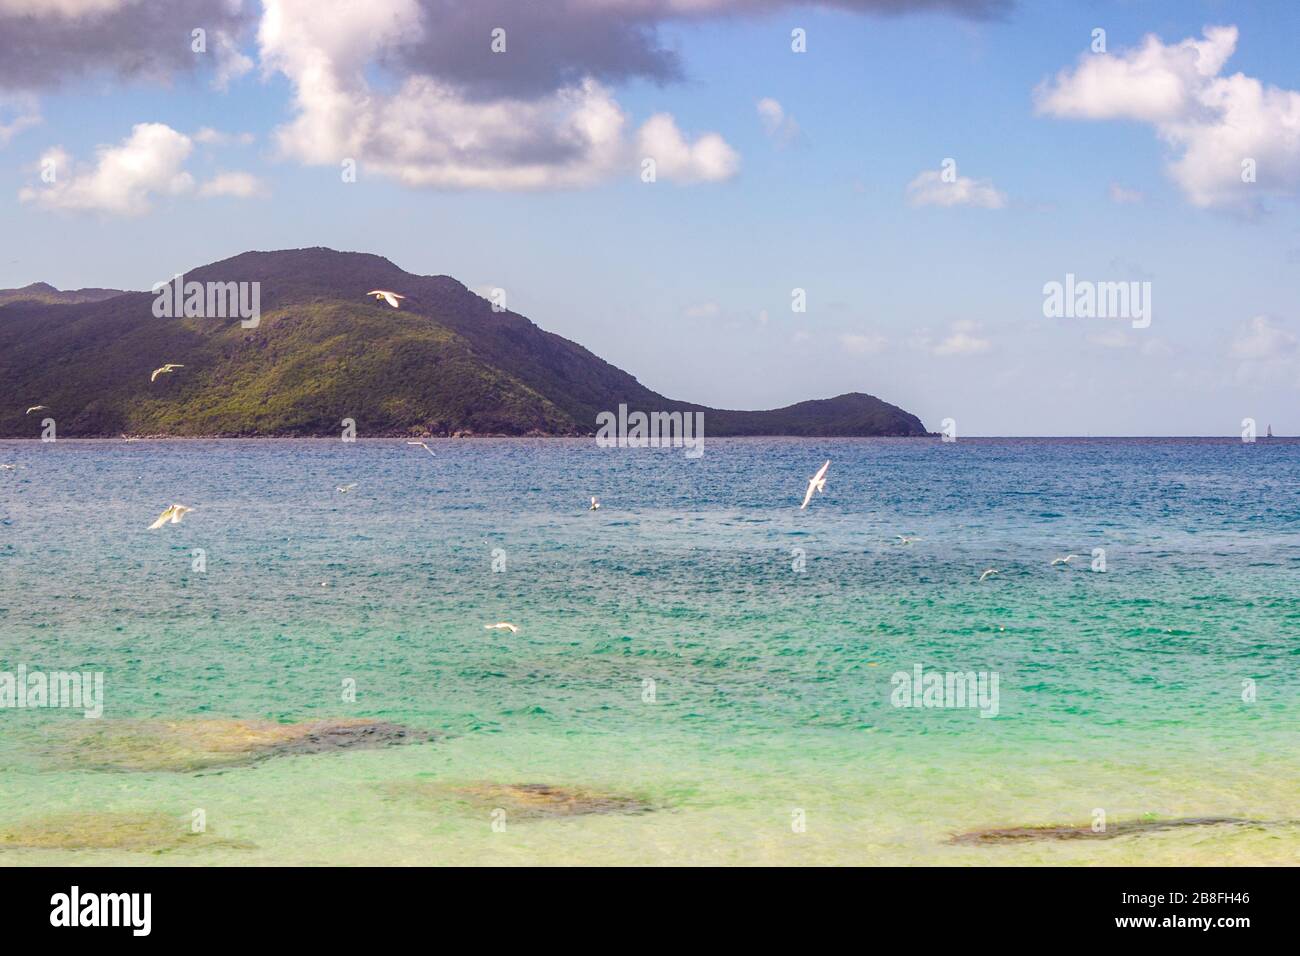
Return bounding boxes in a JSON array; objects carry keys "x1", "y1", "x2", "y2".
[{"x1": 0, "y1": 437, "x2": 1296, "y2": 865}]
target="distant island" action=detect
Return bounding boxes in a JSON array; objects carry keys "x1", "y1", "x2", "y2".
[{"x1": 0, "y1": 248, "x2": 927, "y2": 438}]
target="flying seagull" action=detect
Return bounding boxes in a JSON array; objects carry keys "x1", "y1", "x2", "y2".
[
  {"x1": 896, "y1": 535, "x2": 921, "y2": 545},
  {"x1": 148, "y1": 503, "x2": 194, "y2": 530},
  {"x1": 367, "y1": 290, "x2": 405, "y2": 308},
  {"x1": 978, "y1": 568, "x2": 999, "y2": 582},
  {"x1": 406, "y1": 440, "x2": 435, "y2": 456},
  {"x1": 151, "y1": 364, "x2": 184, "y2": 382},
  {"x1": 1050, "y1": 554, "x2": 1077, "y2": 566},
  {"x1": 589, "y1": 496, "x2": 600, "y2": 511},
  {"x1": 800, "y1": 460, "x2": 830, "y2": 509},
  {"x1": 25, "y1": 405, "x2": 48, "y2": 415},
  {"x1": 0, "y1": 464, "x2": 15, "y2": 470},
  {"x1": 484, "y1": 622, "x2": 519, "y2": 634},
  {"x1": 337, "y1": 483, "x2": 358, "y2": 493}
]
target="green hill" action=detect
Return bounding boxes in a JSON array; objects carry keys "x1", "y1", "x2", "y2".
[
  {"x1": 0, "y1": 282, "x2": 125, "y2": 307},
  {"x1": 0, "y1": 248, "x2": 927, "y2": 438}
]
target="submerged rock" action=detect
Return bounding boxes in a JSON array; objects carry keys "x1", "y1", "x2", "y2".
[
  {"x1": 0, "y1": 811, "x2": 253, "y2": 853},
  {"x1": 389, "y1": 780, "x2": 657, "y2": 819},
  {"x1": 948, "y1": 816, "x2": 1266, "y2": 845},
  {"x1": 269, "y1": 720, "x2": 435, "y2": 756},
  {"x1": 57, "y1": 718, "x2": 437, "y2": 772}
]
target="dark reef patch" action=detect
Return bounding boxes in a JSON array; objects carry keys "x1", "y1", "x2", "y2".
[
  {"x1": 948, "y1": 816, "x2": 1268, "y2": 845},
  {"x1": 0, "y1": 811, "x2": 254, "y2": 852},
  {"x1": 387, "y1": 780, "x2": 659, "y2": 820},
  {"x1": 55, "y1": 718, "x2": 438, "y2": 772}
]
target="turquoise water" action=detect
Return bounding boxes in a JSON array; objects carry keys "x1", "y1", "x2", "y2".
[{"x1": 0, "y1": 437, "x2": 1296, "y2": 865}]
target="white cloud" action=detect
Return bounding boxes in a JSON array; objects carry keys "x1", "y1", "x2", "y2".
[
  {"x1": 1035, "y1": 26, "x2": 1300, "y2": 209},
  {"x1": 683, "y1": 301, "x2": 773, "y2": 329},
  {"x1": 1035, "y1": 27, "x2": 1236, "y2": 122},
  {"x1": 1231, "y1": 315, "x2": 1297, "y2": 361},
  {"x1": 0, "y1": 1, "x2": 257, "y2": 93},
  {"x1": 0, "y1": 94, "x2": 40, "y2": 146},
  {"x1": 199, "y1": 170, "x2": 268, "y2": 198},
  {"x1": 906, "y1": 168, "x2": 1005, "y2": 209},
  {"x1": 756, "y1": 97, "x2": 799, "y2": 144},
  {"x1": 1230, "y1": 315, "x2": 1298, "y2": 386},
  {"x1": 258, "y1": 0, "x2": 736, "y2": 190},
  {"x1": 1088, "y1": 329, "x2": 1130, "y2": 348},
  {"x1": 1108, "y1": 182, "x2": 1143, "y2": 204},
  {"x1": 194, "y1": 127, "x2": 255, "y2": 146},
  {"x1": 637, "y1": 112, "x2": 738, "y2": 184},
  {"x1": 211, "y1": 29, "x2": 254, "y2": 91},
  {"x1": 0, "y1": 0, "x2": 127, "y2": 15},
  {"x1": 683, "y1": 302, "x2": 721, "y2": 319},
  {"x1": 260, "y1": 1, "x2": 625, "y2": 188},
  {"x1": 921, "y1": 320, "x2": 992, "y2": 356},
  {"x1": 839, "y1": 332, "x2": 887, "y2": 355},
  {"x1": 934, "y1": 331, "x2": 991, "y2": 356},
  {"x1": 19, "y1": 122, "x2": 194, "y2": 215}
]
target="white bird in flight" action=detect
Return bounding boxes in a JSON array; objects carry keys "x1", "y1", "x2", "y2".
[
  {"x1": 25, "y1": 405, "x2": 48, "y2": 415},
  {"x1": 406, "y1": 440, "x2": 435, "y2": 456},
  {"x1": 150, "y1": 364, "x2": 184, "y2": 382},
  {"x1": 896, "y1": 535, "x2": 921, "y2": 545},
  {"x1": 0, "y1": 464, "x2": 15, "y2": 471},
  {"x1": 1050, "y1": 554, "x2": 1077, "y2": 566},
  {"x1": 484, "y1": 622, "x2": 519, "y2": 634},
  {"x1": 148, "y1": 503, "x2": 194, "y2": 530},
  {"x1": 337, "y1": 483, "x2": 358, "y2": 493},
  {"x1": 978, "y1": 568, "x2": 999, "y2": 582},
  {"x1": 589, "y1": 496, "x2": 600, "y2": 511},
  {"x1": 367, "y1": 290, "x2": 405, "y2": 308},
  {"x1": 800, "y1": 460, "x2": 830, "y2": 509}
]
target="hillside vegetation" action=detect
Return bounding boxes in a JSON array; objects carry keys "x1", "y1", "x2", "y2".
[{"x1": 0, "y1": 248, "x2": 927, "y2": 438}]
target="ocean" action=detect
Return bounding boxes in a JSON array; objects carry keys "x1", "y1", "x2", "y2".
[{"x1": 0, "y1": 437, "x2": 1296, "y2": 865}]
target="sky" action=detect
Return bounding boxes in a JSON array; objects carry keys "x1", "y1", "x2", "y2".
[{"x1": 0, "y1": 0, "x2": 1297, "y2": 436}]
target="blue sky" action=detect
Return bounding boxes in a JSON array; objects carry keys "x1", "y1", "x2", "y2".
[{"x1": 1, "y1": 0, "x2": 1297, "y2": 435}]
